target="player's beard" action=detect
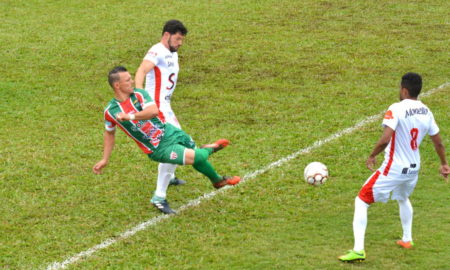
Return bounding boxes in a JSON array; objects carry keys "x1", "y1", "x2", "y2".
[{"x1": 168, "y1": 37, "x2": 178, "y2": 52}]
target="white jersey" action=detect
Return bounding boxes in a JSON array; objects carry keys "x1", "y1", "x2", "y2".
[
  {"x1": 143, "y1": 42, "x2": 180, "y2": 127},
  {"x1": 379, "y1": 99, "x2": 439, "y2": 177}
]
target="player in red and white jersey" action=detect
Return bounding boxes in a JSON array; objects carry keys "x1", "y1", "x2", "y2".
[
  {"x1": 141, "y1": 41, "x2": 180, "y2": 126},
  {"x1": 339, "y1": 73, "x2": 450, "y2": 262},
  {"x1": 135, "y1": 20, "x2": 188, "y2": 205},
  {"x1": 376, "y1": 95, "x2": 439, "y2": 178}
]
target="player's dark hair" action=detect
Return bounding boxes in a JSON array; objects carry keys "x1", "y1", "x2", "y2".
[
  {"x1": 108, "y1": 66, "x2": 128, "y2": 88},
  {"x1": 401, "y1": 72, "x2": 422, "y2": 97},
  {"x1": 162, "y1": 20, "x2": 188, "y2": 36}
]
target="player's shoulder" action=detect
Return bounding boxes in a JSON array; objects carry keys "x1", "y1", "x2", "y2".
[
  {"x1": 401, "y1": 99, "x2": 433, "y2": 113},
  {"x1": 104, "y1": 98, "x2": 117, "y2": 111},
  {"x1": 148, "y1": 43, "x2": 166, "y2": 54},
  {"x1": 415, "y1": 99, "x2": 432, "y2": 110},
  {"x1": 386, "y1": 101, "x2": 403, "y2": 113},
  {"x1": 103, "y1": 99, "x2": 119, "y2": 117},
  {"x1": 134, "y1": 88, "x2": 146, "y2": 95},
  {"x1": 133, "y1": 88, "x2": 154, "y2": 102}
]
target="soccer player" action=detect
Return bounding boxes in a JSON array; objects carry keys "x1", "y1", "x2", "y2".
[
  {"x1": 93, "y1": 66, "x2": 240, "y2": 214},
  {"x1": 134, "y1": 19, "x2": 188, "y2": 206},
  {"x1": 339, "y1": 73, "x2": 450, "y2": 262}
]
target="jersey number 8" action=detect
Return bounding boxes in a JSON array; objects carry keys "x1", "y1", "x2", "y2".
[{"x1": 410, "y1": 128, "x2": 419, "y2": 150}]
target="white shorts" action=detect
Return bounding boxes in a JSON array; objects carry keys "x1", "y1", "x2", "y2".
[{"x1": 358, "y1": 170, "x2": 418, "y2": 204}]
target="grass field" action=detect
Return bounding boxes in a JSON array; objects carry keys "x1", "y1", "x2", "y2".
[{"x1": 0, "y1": 0, "x2": 449, "y2": 269}]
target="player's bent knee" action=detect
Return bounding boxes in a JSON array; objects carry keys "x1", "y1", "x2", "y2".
[
  {"x1": 184, "y1": 149, "x2": 195, "y2": 165},
  {"x1": 193, "y1": 148, "x2": 209, "y2": 165}
]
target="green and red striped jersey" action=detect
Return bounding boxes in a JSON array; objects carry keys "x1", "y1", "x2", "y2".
[{"x1": 104, "y1": 88, "x2": 165, "y2": 154}]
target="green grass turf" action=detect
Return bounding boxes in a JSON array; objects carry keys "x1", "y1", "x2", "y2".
[{"x1": 0, "y1": 0, "x2": 449, "y2": 269}]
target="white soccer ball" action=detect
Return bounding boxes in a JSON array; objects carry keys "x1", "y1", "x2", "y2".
[{"x1": 304, "y1": 162, "x2": 329, "y2": 186}]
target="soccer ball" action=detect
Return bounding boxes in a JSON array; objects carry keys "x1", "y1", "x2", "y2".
[{"x1": 304, "y1": 162, "x2": 328, "y2": 186}]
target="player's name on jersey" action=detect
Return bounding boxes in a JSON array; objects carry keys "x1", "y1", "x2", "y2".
[{"x1": 405, "y1": 107, "x2": 428, "y2": 118}]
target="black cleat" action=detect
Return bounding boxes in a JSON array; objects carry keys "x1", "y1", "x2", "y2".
[
  {"x1": 169, "y1": 177, "x2": 186, "y2": 186},
  {"x1": 151, "y1": 199, "x2": 176, "y2": 214}
]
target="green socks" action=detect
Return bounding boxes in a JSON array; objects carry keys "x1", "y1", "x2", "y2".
[{"x1": 193, "y1": 148, "x2": 222, "y2": 183}]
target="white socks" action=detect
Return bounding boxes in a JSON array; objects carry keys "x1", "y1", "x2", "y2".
[
  {"x1": 398, "y1": 199, "x2": 413, "y2": 242},
  {"x1": 154, "y1": 163, "x2": 177, "y2": 198},
  {"x1": 351, "y1": 196, "x2": 414, "y2": 251},
  {"x1": 353, "y1": 196, "x2": 369, "y2": 251}
]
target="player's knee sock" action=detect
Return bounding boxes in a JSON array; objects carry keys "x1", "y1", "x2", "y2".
[
  {"x1": 398, "y1": 198, "x2": 413, "y2": 242},
  {"x1": 193, "y1": 149, "x2": 222, "y2": 183},
  {"x1": 353, "y1": 196, "x2": 370, "y2": 251},
  {"x1": 154, "y1": 163, "x2": 177, "y2": 198}
]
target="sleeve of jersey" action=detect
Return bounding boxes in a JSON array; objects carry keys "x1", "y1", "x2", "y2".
[
  {"x1": 381, "y1": 104, "x2": 398, "y2": 130},
  {"x1": 135, "y1": 89, "x2": 156, "y2": 109},
  {"x1": 143, "y1": 48, "x2": 159, "y2": 66},
  {"x1": 428, "y1": 111, "x2": 440, "y2": 136},
  {"x1": 104, "y1": 111, "x2": 116, "y2": 131}
]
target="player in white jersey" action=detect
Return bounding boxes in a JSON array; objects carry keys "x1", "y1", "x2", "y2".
[
  {"x1": 339, "y1": 73, "x2": 450, "y2": 262},
  {"x1": 134, "y1": 20, "x2": 188, "y2": 208}
]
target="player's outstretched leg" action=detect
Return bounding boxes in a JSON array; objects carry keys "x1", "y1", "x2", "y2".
[
  {"x1": 192, "y1": 147, "x2": 240, "y2": 188},
  {"x1": 201, "y1": 139, "x2": 230, "y2": 153},
  {"x1": 213, "y1": 176, "x2": 241, "y2": 189}
]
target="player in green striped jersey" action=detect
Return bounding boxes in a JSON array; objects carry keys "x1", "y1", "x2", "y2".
[{"x1": 93, "y1": 66, "x2": 240, "y2": 214}]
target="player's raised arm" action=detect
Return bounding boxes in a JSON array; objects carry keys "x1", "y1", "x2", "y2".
[
  {"x1": 429, "y1": 133, "x2": 450, "y2": 181},
  {"x1": 135, "y1": 60, "x2": 156, "y2": 89},
  {"x1": 116, "y1": 103, "x2": 159, "y2": 122},
  {"x1": 93, "y1": 130, "x2": 116, "y2": 174}
]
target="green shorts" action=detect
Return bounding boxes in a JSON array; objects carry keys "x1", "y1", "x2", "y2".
[{"x1": 148, "y1": 123, "x2": 196, "y2": 165}]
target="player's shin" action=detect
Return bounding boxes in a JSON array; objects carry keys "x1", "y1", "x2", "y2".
[
  {"x1": 155, "y1": 163, "x2": 177, "y2": 198},
  {"x1": 192, "y1": 148, "x2": 222, "y2": 183},
  {"x1": 353, "y1": 196, "x2": 370, "y2": 252},
  {"x1": 398, "y1": 199, "x2": 413, "y2": 242}
]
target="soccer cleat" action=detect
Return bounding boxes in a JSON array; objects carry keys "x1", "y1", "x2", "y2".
[
  {"x1": 169, "y1": 177, "x2": 186, "y2": 186},
  {"x1": 151, "y1": 197, "x2": 176, "y2": 214},
  {"x1": 213, "y1": 176, "x2": 241, "y2": 189},
  {"x1": 201, "y1": 139, "x2": 230, "y2": 153},
  {"x1": 396, "y1": 240, "x2": 414, "y2": 249},
  {"x1": 338, "y1": 250, "x2": 366, "y2": 262}
]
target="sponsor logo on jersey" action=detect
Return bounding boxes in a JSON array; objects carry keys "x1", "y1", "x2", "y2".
[
  {"x1": 148, "y1": 51, "x2": 157, "y2": 57},
  {"x1": 401, "y1": 167, "x2": 419, "y2": 175},
  {"x1": 384, "y1": 110, "x2": 394, "y2": 119},
  {"x1": 170, "y1": 151, "x2": 178, "y2": 160}
]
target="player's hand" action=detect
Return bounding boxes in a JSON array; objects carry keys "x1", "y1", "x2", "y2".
[
  {"x1": 439, "y1": 164, "x2": 450, "y2": 183},
  {"x1": 93, "y1": 159, "x2": 108, "y2": 174},
  {"x1": 366, "y1": 156, "x2": 376, "y2": 172},
  {"x1": 116, "y1": 112, "x2": 130, "y2": 122}
]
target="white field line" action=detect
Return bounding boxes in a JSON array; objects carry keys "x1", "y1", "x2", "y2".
[{"x1": 46, "y1": 82, "x2": 449, "y2": 270}]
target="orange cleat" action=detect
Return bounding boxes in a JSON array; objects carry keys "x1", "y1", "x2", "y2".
[
  {"x1": 213, "y1": 176, "x2": 241, "y2": 189},
  {"x1": 201, "y1": 139, "x2": 230, "y2": 153},
  {"x1": 396, "y1": 240, "x2": 414, "y2": 249}
]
